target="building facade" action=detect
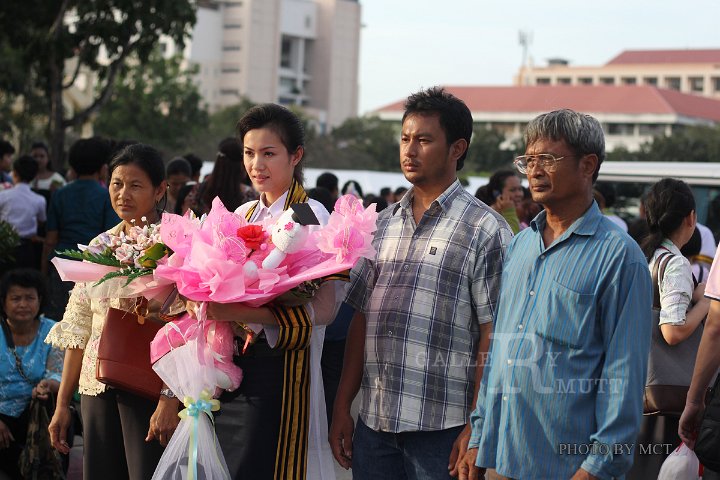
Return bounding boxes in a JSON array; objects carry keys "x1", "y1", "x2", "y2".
[
  {"x1": 374, "y1": 85, "x2": 720, "y2": 153},
  {"x1": 183, "y1": 0, "x2": 361, "y2": 131},
  {"x1": 516, "y1": 49, "x2": 720, "y2": 100}
]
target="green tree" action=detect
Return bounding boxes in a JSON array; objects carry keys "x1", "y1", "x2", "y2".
[
  {"x1": 464, "y1": 127, "x2": 516, "y2": 173},
  {"x1": 0, "y1": 0, "x2": 196, "y2": 167},
  {"x1": 187, "y1": 99, "x2": 256, "y2": 162},
  {"x1": 94, "y1": 50, "x2": 208, "y2": 156},
  {"x1": 639, "y1": 125, "x2": 720, "y2": 162}
]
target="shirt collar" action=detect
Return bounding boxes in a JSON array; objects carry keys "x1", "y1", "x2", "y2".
[
  {"x1": 660, "y1": 238, "x2": 683, "y2": 256},
  {"x1": 12, "y1": 182, "x2": 31, "y2": 191},
  {"x1": 530, "y1": 200, "x2": 603, "y2": 237},
  {"x1": 257, "y1": 190, "x2": 290, "y2": 219},
  {"x1": 392, "y1": 179, "x2": 463, "y2": 216}
]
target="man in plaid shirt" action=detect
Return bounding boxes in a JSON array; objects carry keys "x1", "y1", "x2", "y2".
[{"x1": 329, "y1": 87, "x2": 512, "y2": 479}]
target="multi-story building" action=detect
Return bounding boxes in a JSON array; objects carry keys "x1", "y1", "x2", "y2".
[
  {"x1": 516, "y1": 49, "x2": 720, "y2": 100},
  {"x1": 374, "y1": 85, "x2": 720, "y2": 152},
  {"x1": 181, "y1": 0, "x2": 361, "y2": 131}
]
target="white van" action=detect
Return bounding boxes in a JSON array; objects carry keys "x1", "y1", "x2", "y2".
[{"x1": 598, "y1": 161, "x2": 720, "y2": 242}]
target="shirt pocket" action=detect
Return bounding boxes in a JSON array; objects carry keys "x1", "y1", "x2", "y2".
[{"x1": 535, "y1": 279, "x2": 596, "y2": 349}]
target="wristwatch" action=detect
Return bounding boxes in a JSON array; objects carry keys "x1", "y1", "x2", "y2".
[{"x1": 160, "y1": 388, "x2": 176, "y2": 399}]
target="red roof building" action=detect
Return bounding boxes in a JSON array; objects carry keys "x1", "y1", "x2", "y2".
[{"x1": 374, "y1": 85, "x2": 720, "y2": 152}]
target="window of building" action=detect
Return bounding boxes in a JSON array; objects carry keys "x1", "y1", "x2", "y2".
[
  {"x1": 305, "y1": 15, "x2": 312, "y2": 29},
  {"x1": 599, "y1": 77, "x2": 615, "y2": 85},
  {"x1": 557, "y1": 77, "x2": 571, "y2": 85},
  {"x1": 643, "y1": 77, "x2": 658, "y2": 86},
  {"x1": 638, "y1": 124, "x2": 665, "y2": 136},
  {"x1": 535, "y1": 77, "x2": 551, "y2": 85},
  {"x1": 222, "y1": 44, "x2": 241, "y2": 51},
  {"x1": 221, "y1": 67, "x2": 241, "y2": 73},
  {"x1": 224, "y1": 23, "x2": 242, "y2": 29},
  {"x1": 280, "y1": 38, "x2": 292, "y2": 68},
  {"x1": 713, "y1": 77, "x2": 720, "y2": 92},
  {"x1": 578, "y1": 77, "x2": 593, "y2": 85},
  {"x1": 665, "y1": 77, "x2": 681, "y2": 90},
  {"x1": 607, "y1": 123, "x2": 635, "y2": 136},
  {"x1": 689, "y1": 77, "x2": 704, "y2": 92},
  {"x1": 220, "y1": 89, "x2": 240, "y2": 96},
  {"x1": 621, "y1": 77, "x2": 637, "y2": 85}
]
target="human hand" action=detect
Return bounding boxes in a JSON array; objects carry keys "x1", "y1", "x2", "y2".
[
  {"x1": 679, "y1": 401, "x2": 704, "y2": 449},
  {"x1": 32, "y1": 379, "x2": 54, "y2": 400},
  {"x1": 570, "y1": 468, "x2": 599, "y2": 480},
  {"x1": 0, "y1": 418, "x2": 15, "y2": 450},
  {"x1": 146, "y1": 396, "x2": 181, "y2": 446},
  {"x1": 494, "y1": 193, "x2": 515, "y2": 211},
  {"x1": 48, "y1": 405, "x2": 72, "y2": 454},
  {"x1": 328, "y1": 407, "x2": 355, "y2": 469},
  {"x1": 449, "y1": 424, "x2": 471, "y2": 476},
  {"x1": 455, "y1": 447, "x2": 484, "y2": 480}
]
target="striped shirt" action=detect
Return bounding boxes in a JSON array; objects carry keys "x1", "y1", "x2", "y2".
[
  {"x1": 470, "y1": 201, "x2": 652, "y2": 479},
  {"x1": 346, "y1": 179, "x2": 512, "y2": 432}
]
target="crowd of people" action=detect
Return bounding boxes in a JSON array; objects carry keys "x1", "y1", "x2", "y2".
[{"x1": 0, "y1": 88, "x2": 719, "y2": 480}]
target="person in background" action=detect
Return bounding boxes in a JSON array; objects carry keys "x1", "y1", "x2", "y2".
[
  {"x1": 331, "y1": 87, "x2": 511, "y2": 479},
  {"x1": 0, "y1": 269, "x2": 63, "y2": 479},
  {"x1": 393, "y1": 186, "x2": 408, "y2": 202},
  {"x1": 183, "y1": 153, "x2": 204, "y2": 184},
  {"x1": 30, "y1": 142, "x2": 66, "y2": 193},
  {"x1": 0, "y1": 140, "x2": 15, "y2": 188},
  {"x1": 516, "y1": 186, "x2": 541, "y2": 230},
  {"x1": 308, "y1": 186, "x2": 336, "y2": 213},
  {"x1": 363, "y1": 193, "x2": 388, "y2": 213},
  {"x1": 681, "y1": 227, "x2": 712, "y2": 284},
  {"x1": 341, "y1": 179, "x2": 364, "y2": 199},
  {"x1": 173, "y1": 183, "x2": 199, "y2": 216},
  {"x1": 42, "y1": 137, "x2": 120, "y2": 320},
  {"x1": 458, "y1": 109, "x2": 652, "y2": 480},
  {"x1": 47, "y1": 144, "x2": 180, "y2": 480},
  {"x1": 165, "y1": 157, "x2": 192, "y2": 214},
  {"x1": 593, "y1": 181, "x2": 628, "y2": 232},
  {"x1": 380, "y1": 187, "x2": 393, "y2": 205},
  {"x1": 627, "y1": 178, "x2": 711, "y2": 478},
  {"x1": 316, "y1": 172, "x2": 340, "y2": 201},
  {"x1": 0, "y1": 156, "x2": 46, "y2": 272},
  {"x1": 627, "y1": 193, "x2": 650, "y2": 246},
  {"x1": 197, "y1": 137, "x2": 252, "y2": 214},
  {"x1": 474, "y1": 170, "x2": 524, "y2": 234}
]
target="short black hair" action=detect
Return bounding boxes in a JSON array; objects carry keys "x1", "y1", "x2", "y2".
[
  {"x1": 69, "y1": 137, "x2": 112, "y2": 175},
  {"x1": 1, "y1": 269, "x2": 47, "y2": 319},
  {"x1": 183, "y1": 153, "x2": 204, "y2": 178},
  {"x1": 316, "y1": 172, "x2": 339, "y2": 193},
  {"x1": 402, "y1": 87, "x2": 473, "y2": 171},
  {"x1": 166, "y1": 157, "x2": 192, "y2": 178},
  {"x1": 0, "y1": 140, "x2": 15, "y2": 157},
  {"x1": 110, "y1": 144, "x2": 165, "y2": 188},
  {"x1": 13, "y1": 155, "x2": 39, "y2": 182},
  {"x1": 380, "y1": 187, "x2": 392, "y2": 197},
  {"x1": 30, "y1": 141, "x2": 49, "y2": 154}
]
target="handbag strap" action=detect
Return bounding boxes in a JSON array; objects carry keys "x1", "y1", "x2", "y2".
[{"x1": 651, "y1": 251, "x2": 674, "y2": 310}]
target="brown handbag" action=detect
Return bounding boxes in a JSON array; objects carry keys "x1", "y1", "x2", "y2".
[{"x1": 96, "y1": 301, "x2": 163, "y2": 400}]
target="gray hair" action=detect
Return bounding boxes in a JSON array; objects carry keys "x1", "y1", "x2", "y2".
[{"x1": 524, "y1": 109, "x2": 605, "y2": 181}]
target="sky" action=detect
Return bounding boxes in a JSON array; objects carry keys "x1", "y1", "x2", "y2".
[{"x1": 357, "y1": 0, "x2": 720, "y2": 113}]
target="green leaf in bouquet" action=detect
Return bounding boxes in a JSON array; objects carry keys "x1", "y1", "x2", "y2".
[
  {"x1": 94, "y1": 268, "x2": 135, "y2": 286},
  {"x1": 0, "y1": 220, "x2": 20, "y2": 262},
  {"x1": 56, "y1": 249, "x2": 123, "y2": 267},
  {"x1": 123, "y1": 268, "x2": 153, "y2": 286}
]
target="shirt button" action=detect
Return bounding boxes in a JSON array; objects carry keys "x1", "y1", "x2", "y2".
[
  {"x1": 518, "y1": 324, "x2": 524, "y2": 330},
  {"x1": 388, "y1": 330, "x2": 393, "y2": 336},
  {"x1": 403, "y1": 265, "x2": 409, "y2": 271},
  {"x1": 394, "y1": 295, "x2": 399, "y2": 300},
  {"x1": 503, "y1": 396, "x2": 508, "y2": 401},
  {"x1": 529, "y1": 290, "x2": 535, "y2": 296},
  {"x1": 540, "y1": 254, "x2": 546, "y2": 260},
  {"x1": 507, "y1": 359, "x2": 513, "y2": 365}
]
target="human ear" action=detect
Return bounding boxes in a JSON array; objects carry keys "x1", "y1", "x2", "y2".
[
  {"x1": 580, "y1": 154, "x2": 598, "y2": 179},
  {"x1": 290, "y1": 146, "x2": 304, "y2": 167},
  {"x1": 449, "y1": 139, "x2": 468, "y2": 163}
]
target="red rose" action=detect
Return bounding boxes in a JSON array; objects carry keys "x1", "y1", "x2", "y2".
[{"x1": 237, "y1": 225, "x2": 267, "y2": 250}]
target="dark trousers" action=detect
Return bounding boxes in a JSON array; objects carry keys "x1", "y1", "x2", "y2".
[
  {"x1": 45, "y1": 266, "x2": 74, "y2": 321},
  {"x1": 0, "y1": 409, "x2": 30, "y2": 479},
  {"x1": 321, "y1": 338, "x2": 345, "y2": 425},
  {"x1": 215, "y1": 340, "x2": 284, "y2": 480},
  {"x1": 80, "y1": 389, "x2": 164, "y2": 480}
]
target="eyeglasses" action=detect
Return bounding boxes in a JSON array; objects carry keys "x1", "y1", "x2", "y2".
[{"x1": 513, "y1": 154, "x2": 577, "y2": 174}]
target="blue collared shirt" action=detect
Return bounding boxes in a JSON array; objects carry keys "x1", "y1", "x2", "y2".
[{"x1": 470, "y1": 201, "x2": 652, "y2": 480}]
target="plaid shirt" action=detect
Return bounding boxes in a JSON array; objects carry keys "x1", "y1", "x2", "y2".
[{"x1": 346, "y1": 180, "x2": 512, "y2": 432}]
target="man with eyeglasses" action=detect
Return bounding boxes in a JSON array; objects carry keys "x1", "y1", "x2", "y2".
[{"x1": 457, "y1": 109, "x2": 652, "y2": 480}]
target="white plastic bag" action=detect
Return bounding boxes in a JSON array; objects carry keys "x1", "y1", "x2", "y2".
[
  {"x1": 658, "y1": 443, "x2": 701, "y2": 480},
  {"x1": 151, "y1": 335, "x2": 230, "y2": 480}
]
